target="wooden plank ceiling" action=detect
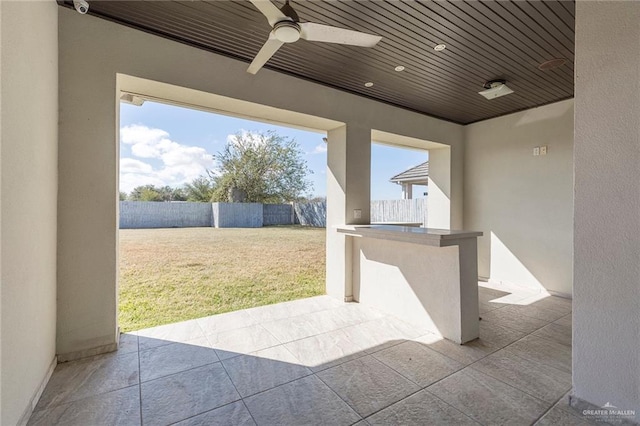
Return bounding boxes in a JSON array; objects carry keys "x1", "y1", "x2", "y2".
[{"x1": 58, "y1": 0, "x2": 575, "y2": 124}]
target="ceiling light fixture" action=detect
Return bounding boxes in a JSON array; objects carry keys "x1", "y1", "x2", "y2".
[
  {"x1": 120, "y1": 93, "x2": 145, "y2": 106},
  {"x1": 273, "y1": 21, "x2": 301, "y2": 43},
  {"x1": 478, "y1": 80, "x2": 514, "y2": 100},
  {"x1": 538, "y1": 58, "x2": 567, "y2": 71},
  {"x1": 364, "y1": 82, "x2": 374, "y2": 87},
  {"x1": 394, "y1": 65, "x2": 405, "y2": 72},
  {"x1": 434, "y1": 44, "x2": 446, "y2": 51}
]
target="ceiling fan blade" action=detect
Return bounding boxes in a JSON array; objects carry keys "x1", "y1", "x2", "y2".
[
  {"x1": 299, "y1": 22, "x2": 381, "y2": 47},
  {"x1": 247, "y1": 34, "x2": 284, "y2": 74},
  {"x1": 249, "y1": 0, "x2": 289, "y2": 27}
]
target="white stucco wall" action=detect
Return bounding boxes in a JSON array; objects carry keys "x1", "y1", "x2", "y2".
[
  {"x1": 463, "y1": 99, "x2": 574, "y2": 296},
  {"x1": 573, "y1": 2, "x2": 640, "y2": 418},
  {"x1": 57, "y1": 8, "x2": 463, "y2": 357},
  {"x1": 0, "y1": 2, "x2": 58, "y2": 424}
]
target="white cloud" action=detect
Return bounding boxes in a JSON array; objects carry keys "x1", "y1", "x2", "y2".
[
  {"x1": 226, "y1": 130, "x2": 268, "y2": 148},
  {"x1": 120, "y1": 158, "x2": 153, "y2": 174},
  {"x1": 119, "y1": 124, "x2": 216, "y2": 193},
  {"x1": 162, "y1": 145, "x2": 211, "y2": 167},
  {"x1": 121, "y1": 125, "x2": 169, "y2": 147},
  {"x1": 309, "y1": 143, "x2": 327, "y2": 155}
]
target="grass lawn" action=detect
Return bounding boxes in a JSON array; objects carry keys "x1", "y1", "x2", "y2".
[{"x1": 118, "y1": 226, "x2": 326, "y2": 332}]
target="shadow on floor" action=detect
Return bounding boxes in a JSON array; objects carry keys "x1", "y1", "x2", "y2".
[{"x1": 28, "y1": 289, "x2": 582, "y2": 426}]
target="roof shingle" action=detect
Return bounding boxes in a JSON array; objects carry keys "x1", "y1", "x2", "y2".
[{"x1": 390, "y1": 161, "x2": 429, "y2": 184}]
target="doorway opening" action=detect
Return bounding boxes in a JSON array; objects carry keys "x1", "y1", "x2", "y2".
[{"x1": 118, "y1": 98, "x2": 327, "y2": 332}]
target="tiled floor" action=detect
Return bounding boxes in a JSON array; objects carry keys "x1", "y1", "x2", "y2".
[{"x1": 28, "y1": 285, "x2": 590, "y2": 426}]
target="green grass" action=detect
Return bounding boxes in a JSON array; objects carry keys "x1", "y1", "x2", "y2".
[{"x1": 118, "y1": 226, "x2": 326, "y2": 332}]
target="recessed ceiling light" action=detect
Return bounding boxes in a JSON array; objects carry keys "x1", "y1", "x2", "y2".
[
  {"x1": 434, "y1": 44, "x2": 446, "y2": 51},
  {"x1": 364, "y1": 82, "x2": 374, "y2": 87},
  {"x1": 394, "y1": 65, "x2": 405, "y2": 72},
  {"x1": 538, "y1": 58, "x2": 567, "y2": 71}
]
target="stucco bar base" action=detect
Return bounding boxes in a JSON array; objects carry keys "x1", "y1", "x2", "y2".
[{"x1": 338, "y1": 226, "x2": 482, "y2": 344}]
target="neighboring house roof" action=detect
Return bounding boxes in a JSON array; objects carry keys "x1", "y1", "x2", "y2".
[{"x1": 390, "y1": 161, "x2": 429, "y2": 185}]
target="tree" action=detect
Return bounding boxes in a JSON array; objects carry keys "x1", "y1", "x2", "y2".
[
  {"x1": 157, "y1": 185, "x2": 187, "y2": 202},
  {"x1": 183, "y1": 176, "x2": 215, "y2": 202},
  {"x1": 171, "y1": 187, "x2": 188, "y2": 201},
  {"x1": 128, "y1": 185, "x2": 187, "y2": 201},
  {"x1": 211, "y1": 131, "x2": 312, "y2": 203},
  {"x1": 129, "y1": 185, "x2": 163, "y2": 201},
  {"x1": 119, "y1": 191, "x2": 128, "y2": 201}
]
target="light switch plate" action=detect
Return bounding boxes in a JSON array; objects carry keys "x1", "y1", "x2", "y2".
[
  {"x1": 353, "y1": 209, "x2": 362, "y2": 219},
  {"x1": 533, "y1": 147, "x2": 540, "y2": 156}
]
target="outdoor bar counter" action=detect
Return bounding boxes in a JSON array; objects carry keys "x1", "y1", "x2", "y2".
[{"x1": 337, "y1": 225, "x2": 482, "y2": 344}]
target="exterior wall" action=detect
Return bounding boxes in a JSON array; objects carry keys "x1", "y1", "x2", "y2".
[
  {"x1": 573, "y1": 2, "x2": 640, "y2": 419},
  {"x1": 463, "y1": 99, "x2": 574, "y2": 296},
  {"x1": 0, "y1": 2, "x2": 58, "y2": 425},
  {"x1": 57, "y1": 6, "x2": 463, "y2": 356},
  {"x1": 120, "y1": 201, "x2": 213, "y2": 228},
  {"x1": 212, "y1": 203, "x2": 263, "y2": 228}
]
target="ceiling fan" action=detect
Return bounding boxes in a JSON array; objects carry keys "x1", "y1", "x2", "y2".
[{"x1": 247, "y1": 0, "x2": 382, "y2": 74}]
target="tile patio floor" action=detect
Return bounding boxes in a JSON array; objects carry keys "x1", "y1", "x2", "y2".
[{"x1": 28, "y1": 284, "x2": 590, "y2": 426}]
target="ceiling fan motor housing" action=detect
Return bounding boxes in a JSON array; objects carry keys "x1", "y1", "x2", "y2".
[
  {"x1": 273, "y1": 21, "x2": 301, "y2": 43},
  {"x1": 280, "y1": 1, "x2": 300, "y2": 22}
]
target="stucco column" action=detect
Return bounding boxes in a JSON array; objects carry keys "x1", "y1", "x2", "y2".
[
  {"x1": 573, "y1": 1, "x2": 640, "y2": 419},
  {"x1": 427, "y1": 147, "x2": 452, "y2": 229},
  {"x1": 326, "y1": 124, "x2": 371, "y2": 300},
  {"x1": 57, "y1": 29, "x2": 119, "y2": 361},
  {"x1": 402, "y1": 183, "x2": 412, "y2": 200}
]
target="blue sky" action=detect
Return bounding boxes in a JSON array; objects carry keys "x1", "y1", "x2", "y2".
[{"x1": 119, "y1": 101, "x2": 427, "y2": 200}]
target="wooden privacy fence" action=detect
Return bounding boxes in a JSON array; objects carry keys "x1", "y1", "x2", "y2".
[{"x1": 370, "y1": 199, "x2": 428, "y2": 225}]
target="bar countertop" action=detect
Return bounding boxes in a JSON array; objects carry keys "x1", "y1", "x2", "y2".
[{"x1": 337, "y1": 225, "x2": 482, "y2": 247}]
